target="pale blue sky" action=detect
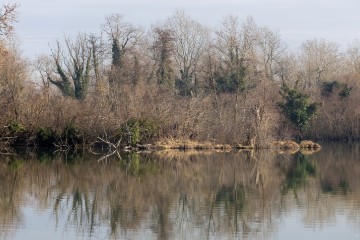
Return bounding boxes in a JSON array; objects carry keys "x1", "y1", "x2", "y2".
[{"x1": 5, "y1": 0, "x2": 360, "y2": 58}]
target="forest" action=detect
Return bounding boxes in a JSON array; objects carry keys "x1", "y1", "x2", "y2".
[{"x1": 1, "y1": 3, "x2": 360, "y2": 150}]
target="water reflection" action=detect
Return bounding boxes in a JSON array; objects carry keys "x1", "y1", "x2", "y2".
[
  {"x1": 282, "y1": 153, "x2": 316, "y2": 192},
  {"x1": 0, "y1": 144, "x2": 359, "y2": 239}
]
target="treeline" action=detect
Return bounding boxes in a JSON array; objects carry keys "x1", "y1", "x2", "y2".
[{"x1": 1, "y1": 5, "x2": 360, "y2": 149}]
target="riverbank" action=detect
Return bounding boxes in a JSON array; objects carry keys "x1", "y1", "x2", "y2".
[{"x1": 0, "y1": 121, "x2": 322, "y2": 156}]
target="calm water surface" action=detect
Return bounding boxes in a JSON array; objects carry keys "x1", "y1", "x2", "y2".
[{"x1": 1, "y1": 143, "x2": 360, "y2": 240}]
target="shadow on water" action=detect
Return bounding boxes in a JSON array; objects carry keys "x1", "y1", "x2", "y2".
[{"x1": 0, "y1": 143, "x2": 360, "y2": 239}]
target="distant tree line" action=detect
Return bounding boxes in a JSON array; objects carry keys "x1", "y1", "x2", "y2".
[{"x1": 1, "y1": 5, "x2": 360, "y2": 149}]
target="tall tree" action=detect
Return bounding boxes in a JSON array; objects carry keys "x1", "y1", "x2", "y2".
[
  {"x1": 43, "y1": 33, "x2": 93, "y2": 100},
  {"x1": 0, "y1": 3, "x2": 25, "y2": 122},
  {"x1": 214, "y1": 15, "x2": 247, "y2": 93},
  {"x1": 0, "y1": 46, "x2": 27, "y2": 122},
  {"x1": 102, "y1": 14, "x2": 142, "y2": 87},
  {"x1": 88, "y1": 34, "x2": 107, "y2": 95},
  {"x1": 300, "y1": 39, "x2": 341, "y2": 90},
  {"x1": 165, "y1": 10, "x2": 209, "y2": 96},
  {"x1": 347, "y1": 40, "x2": 360, "y2": 74},
  {"x1": 256, "y1": 26, "x2": 286, "y2": 81},
  {"x1": 152, "y1": 27, "x2": 175, "y2": 89},
  {"x1": 276, "y1": 53, "x2": 303, "y2": 86}
]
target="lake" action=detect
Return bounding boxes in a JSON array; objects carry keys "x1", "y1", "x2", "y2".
[{"x1": 0, "y1": 143, "x2": 360, "y2": 240}]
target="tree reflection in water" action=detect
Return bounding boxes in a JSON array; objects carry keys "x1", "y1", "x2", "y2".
[
  {"x1": 283, "y1": 153, "x2": 316, "y2": 193},
  {"x1": 0, "y1": 144, "x2": 360, "y2": 239}
]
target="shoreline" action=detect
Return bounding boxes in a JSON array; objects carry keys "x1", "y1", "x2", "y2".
[{"x1": 1, "y1": 138, "x2": 322, "y2": 156}]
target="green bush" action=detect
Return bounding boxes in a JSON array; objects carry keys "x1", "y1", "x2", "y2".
[
  {"x1": 62, "y1": 124, "x2": 83, "y2": 146},
  {"x1": 8, "y1": 121, "x2": 26, "y2": 134},
  {"x1": 36, "y1": 127, "x2": 58, "y2": 147},
  {"x1": 339, "y1": 84, "x2": 353, "y2": 98},
  {"x1": 118, "y1": 118, "x2": 159, "y2": 145},
  {"x1": 278, "y1": 83, "x2": 320, "y2": 134},
  {"x1": 35, "y1": 124, "x2": 83, "y2": 148},
  {"x1": 321, "y1": 81, "x2": 353, "y2": 99},
  {"x1": 321, "y1": 81, "x2": 340, "y2": 96},
  {"x1": 6, "y1": 121, "x2": 31, "y2": 146}
]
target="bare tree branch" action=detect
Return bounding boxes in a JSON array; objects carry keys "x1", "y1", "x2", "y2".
[{"x1": 0, "y1": 3, "x2": 18, "y2": 37}]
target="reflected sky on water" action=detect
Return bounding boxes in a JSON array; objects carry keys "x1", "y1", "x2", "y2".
[{"x1": 1, "y1": 144, "x2": 360, "y2": 240}]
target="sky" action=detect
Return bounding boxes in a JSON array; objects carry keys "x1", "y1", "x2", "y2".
[{"x1": 4, "y1": 0, "x2": 360, "y2": 58}]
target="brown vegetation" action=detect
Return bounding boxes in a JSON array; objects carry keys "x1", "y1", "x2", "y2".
[
  {"x1": 271, "y1": 140, "x2": 321, "y2": 155},
  {"x1": 1, "y1": 6, "x2": 360, "y2": 150},
  {"x1": 299, "y1": 140, "x2": 321, "y2": 149}
]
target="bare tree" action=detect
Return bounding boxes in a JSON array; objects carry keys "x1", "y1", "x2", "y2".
[
  {"x1": 0, "y1": 46, "x2": 27, "y2": 122},
  {"x1": 88, "y1": 34, "x2": 107, "y2": 95},
  {"x1": 240, "y1": 16, "x2": 259, "y2": 70},
  {"x1": 300, "y1": 39, "x2": 342, "y2": 90},
  {"x1": 212, "y1": 15, "x2": 246, "y2": 135},
  {"x1": 35, "y1": 54, "x2": 53, "y2": 98},
  {"x1": 102, "y1": 14, "x2": 143, "y2": 87},
  {"x1": 347, "y1": 39, "x2": 360, "y2": 74},
  {"x1": 256, "y1": 26, "x2": 286, "y2": 81},
  {"x1": 276, "y1": 53, "x2": 303, "y2": 86},
  {"x1": 41, "y1": 33, "x2": 93, "y2": 100},
  {"x1": 214, "y1": 15, "x2": 247, "y2": 93},
  {"x1": 165, "y1": 10, "x2": 209, "y2": 96},
  {"x1": 151, "y1": 27, "x2": 175, "y2": 89},
  {"x1": 0, "y1": 3, "x2": 18, "y2": 37},
  {"x1": 215, "y1": 15, "x2": 242, "y2": 60}
]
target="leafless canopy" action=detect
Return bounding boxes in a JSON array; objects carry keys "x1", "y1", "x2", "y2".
[
  {"x1": 0, "y1": 3, "x2": 18, "y2": 37},
  {"x1": 102, "y1": 14, "x2": 142, "y2": 68}
]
